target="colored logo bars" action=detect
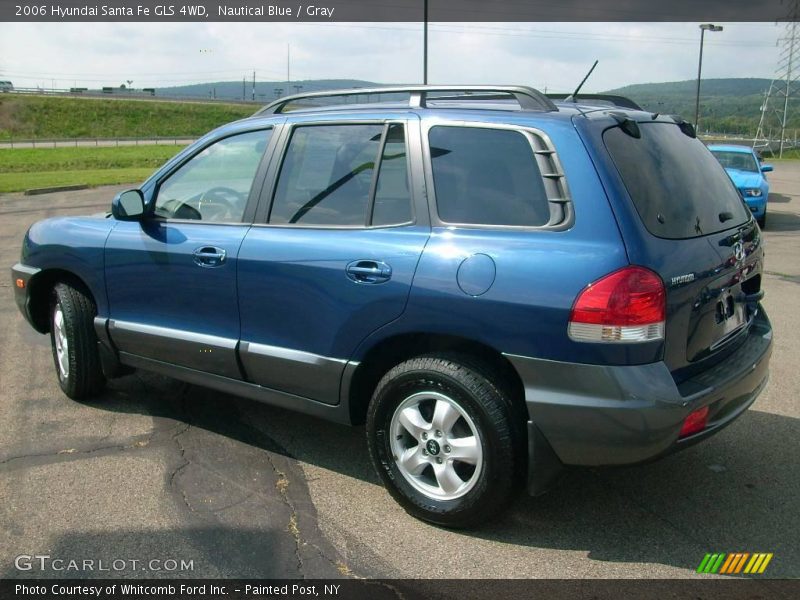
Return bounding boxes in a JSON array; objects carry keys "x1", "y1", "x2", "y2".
[{"x1": 697, "y1": 553, "x2": 773, "y2": 574}]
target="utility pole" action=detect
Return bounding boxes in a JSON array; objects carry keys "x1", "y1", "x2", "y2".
[
  {"x1": 287, "y1": 43, "x2": 291, "y2": 84},
  {"x1": 242, "y1": 77, "x2": 246, "y2": 101},
  {"x1": 252, "y1": 70, "x2": 255, "y2": 102},
  {"x1": 423, "y1": 0, "x2": 428, "y2": 84}
]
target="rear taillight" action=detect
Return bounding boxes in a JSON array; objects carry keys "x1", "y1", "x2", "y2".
[
  {"x1": 568, "y1": 266, "x2": 665, "y2": 343},
  {"x1": 679, "y1": 406, "x2": 709, "y2": 438}
]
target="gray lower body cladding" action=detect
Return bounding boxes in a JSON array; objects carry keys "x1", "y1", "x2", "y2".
[{"x1": 506, "y1": 307, "x2": 772, "y2": 470}]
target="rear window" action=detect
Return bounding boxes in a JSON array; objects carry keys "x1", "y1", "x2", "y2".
[
  {"x1": 604, "y1": 123, "x2": 751, "y2": 239},
  {"x1": 429, "y1": 126, "x2": 551, "y2": 226}
]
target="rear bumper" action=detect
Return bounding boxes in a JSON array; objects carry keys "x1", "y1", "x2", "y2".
[
  {"x1": 11, "y1": 262, "x2": 40, "y2": 328},
  {"x1": 506, "y1": 307, "x2": 772, "y2": 479}
]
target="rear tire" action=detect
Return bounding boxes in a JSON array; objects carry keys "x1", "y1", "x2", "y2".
[
  {"x1": 50, "y1": 282, "x2": 105, "y2": 399},
  {"x1": 366, "y1": 354, "x2": 524, "y2": 528}
]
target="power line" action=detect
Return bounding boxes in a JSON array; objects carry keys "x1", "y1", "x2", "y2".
[
  {"x1": 2, "y1": 22, "x2": 781, "y2": 89},
  {"x1": 754, "y1": 0, "x2": 800, "y2": 156},
  {"x1": 301, "y1": 22, "x2": 777, "y2": 47},
  {"x1": 1, "y1": 67, "x2": 285, "y2": 78},
  {"x1": 1, "y1": 71, "x2": 290, "y2": 86}
]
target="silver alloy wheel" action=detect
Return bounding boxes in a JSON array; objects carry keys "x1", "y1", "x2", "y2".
[
  {"x1": 53, "y1": 304, "x2": 69, "y2": 380},
  {"x1": 389, "y1": 391, "x2": 483, "y2": 500}
]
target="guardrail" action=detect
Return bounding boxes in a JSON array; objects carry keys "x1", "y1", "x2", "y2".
[
  {"x1": 0, "y1": 136, "x2": 196, "y2": 149},
  {"x1": 701, "y1": 135, "x2": 800, "y2": 155},
  {"x1": 3, "y1": 88, "x2": 262, "y2": 105}
]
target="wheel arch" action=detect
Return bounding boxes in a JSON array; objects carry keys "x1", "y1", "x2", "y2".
[
  {"x1": 26, "y1": 269, "x2": 96, "y2": 334},
  {"x1": 346, "y1": 332, "x2": 527, "y2": 428}
]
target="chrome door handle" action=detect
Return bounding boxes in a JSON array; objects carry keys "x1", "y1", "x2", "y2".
[
  {"x1": 193, "y1": 246, "x2": 227, "y2": 267},
  {"x1": 346, "y1": 260, "x2": 392, "y2": 283}
]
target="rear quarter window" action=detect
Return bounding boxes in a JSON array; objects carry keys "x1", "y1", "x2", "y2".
[
  {"x1": 428, "y1": 126, "x2": 551, "y2": 227},
  {"x1": 604, "y1": 123, "x2": 751, "y2": 239}
]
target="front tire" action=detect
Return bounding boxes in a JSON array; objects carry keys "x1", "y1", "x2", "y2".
[
  {"x1": 50, "y1": 282, "x2": 105, "y2": 399},
  {"x1": 757, "y1": 212, "x2": 767, "y2": 229},
  {"x1": 366, "y1": 354, "x2": 524, "y2": 528}
]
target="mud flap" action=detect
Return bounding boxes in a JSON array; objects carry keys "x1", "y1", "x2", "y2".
[
  {"x1": 94, "y1": 317, "x2": 134, "y2": 379},
  {"x1": 527, "y1": 421, "x2": 565, "y2": 496}
]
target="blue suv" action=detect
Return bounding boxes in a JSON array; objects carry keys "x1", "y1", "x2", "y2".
[{"x1": 12, "y1": 86, "x2": 773, "y2": 527}]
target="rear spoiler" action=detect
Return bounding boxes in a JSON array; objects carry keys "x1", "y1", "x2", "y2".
[{"x1": 546, "y1": 93, "x2": 642, "y2": 111}]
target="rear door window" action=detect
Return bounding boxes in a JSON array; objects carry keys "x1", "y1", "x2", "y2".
[
  {"x1": 428, "y1": 126, "x2": 551, "y2": 227},
  {"x1": 604, "y1": 123, "x2": 751, "y2": 239},
  {"x1": 270, "y1": 123, "x2": 413, "y2": 227},
  {"x1": 270, "y1": 124, "x2": 381, "y2": 226}
]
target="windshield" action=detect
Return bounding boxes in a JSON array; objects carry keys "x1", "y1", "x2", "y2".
[
  {"x1": 710, "y1": 150, "x2": 759, "y2": 173},
  {"x1": 604, "y1": 123, "x2": 752, "y2": 239}
]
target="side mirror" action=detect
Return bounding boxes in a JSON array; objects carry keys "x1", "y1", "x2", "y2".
[
  {"x1": 112, "y1": 189, "x2": 146, "y2": 221},
  {"x1": 761, "y1": 164, "x2": 774, "y2": 173}
]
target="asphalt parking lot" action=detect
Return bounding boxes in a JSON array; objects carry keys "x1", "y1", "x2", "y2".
[{"x1": 0, "y1": 165, "x2": 798, "y2": 581}]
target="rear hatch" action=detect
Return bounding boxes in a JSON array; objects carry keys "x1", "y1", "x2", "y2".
[{"x1": 600, "y1": 119, "x2": 764, "y2": 380}]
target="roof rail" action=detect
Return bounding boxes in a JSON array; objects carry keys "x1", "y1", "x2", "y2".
[
  {"x1": 255, "y1": 85, "x2": 558, "y2": 115},
  {"x1": 546, "y1": 93, "x2": 642, "y2": 111}
]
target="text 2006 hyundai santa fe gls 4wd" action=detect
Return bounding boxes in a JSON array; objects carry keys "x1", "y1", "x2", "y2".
[{"x1": 12, "y1": 86, "x2": 773, "y2": 527}]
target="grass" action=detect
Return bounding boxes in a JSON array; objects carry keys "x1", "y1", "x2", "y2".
[
  {"x1": 0, "y1": 144, "x2": 187, "y2": 193},
  {"x1": 0, "y1": 95, "x2": 253, "y2": 141},
  {"x1": 764, "y1": 148, "x2": 800, "y2": 160},
  {"x1": 0, "y1": 168, "x2": 157, "y2": 194},
  {"x1": 0, "y1": 145, "x2": 185, "y2": 172}
]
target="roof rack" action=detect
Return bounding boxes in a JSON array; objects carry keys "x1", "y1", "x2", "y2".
[
  {"x1": 546, "y1": 93, "x2": 642, "y2": 111},
  {"x1": 255, "y1": 85, "x2": 558, "y2": 115}
]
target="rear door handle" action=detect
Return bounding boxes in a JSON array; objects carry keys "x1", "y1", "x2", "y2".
[
  {"x1": 193, "y1": 246, "x2": 227, "y2": 268},
  {"x1": 346, "y1": 260, "x2": 392, "y2": 284}
]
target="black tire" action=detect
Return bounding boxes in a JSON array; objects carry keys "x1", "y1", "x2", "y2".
[
  {"x1": 366, "y1": 354, "x2": 524, "y2": 528},
  {"x1": 49, "y1": 282, "x2": 105, "y2": 399},
  {"x1": 758, "y1": 212, "x2": 766, "y2": 229}
]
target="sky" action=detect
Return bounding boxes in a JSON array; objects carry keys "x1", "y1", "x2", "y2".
[{"x1": 0, "y1": 22, "x2": 787, "y2": 92}]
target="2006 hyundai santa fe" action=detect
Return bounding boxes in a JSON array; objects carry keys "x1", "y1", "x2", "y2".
[{"x1": 12, "y1": 86, "x2": 773, "y2": 527}]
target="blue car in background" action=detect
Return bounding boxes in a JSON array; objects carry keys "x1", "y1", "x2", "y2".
[{"x1": 708, "y1": 144, "x2": 772, "y2": 228}]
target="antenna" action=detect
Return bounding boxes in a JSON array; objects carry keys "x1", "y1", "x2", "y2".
[{"x1": 565, "y1": 60, "x2": 598, "y2": 103}]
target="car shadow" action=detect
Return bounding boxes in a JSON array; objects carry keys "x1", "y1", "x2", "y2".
[
  {"x1": 764, "y1": 209, "x2": 800, "y2": 232},
  {"x1": 80, "y1": 372, "x2": 375, "y2": 484},
  {"x1": 473, "y1": 408, "x2": 798, "y2": 577},
  {"x1": 74, "y1": 371, "x2": 798, "y2": 578},
  {"x1": 768, "y1": 192, "x2": 791, "y2": 203}
]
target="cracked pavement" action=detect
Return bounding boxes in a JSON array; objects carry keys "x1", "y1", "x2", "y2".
[
  {"x1": 0, "y1": 365, "x2": 349, "y2": 578},
  {"x1": 1, "y1": 163, "x2": 799, "y2": 580},
  {"x1": 0, "y1": 186, "x2": 354, "y2": 578}
]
